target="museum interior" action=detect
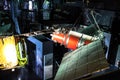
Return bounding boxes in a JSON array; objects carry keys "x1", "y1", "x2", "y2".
[{"x1": 0, "y1": 0, "x2": 120, "y2": 80}]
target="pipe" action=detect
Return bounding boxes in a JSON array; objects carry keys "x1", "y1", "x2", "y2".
[
  {"x1": 51, "y1": 31, "x2": 97, "y2": 50},
  {"x1": 69, "y1": 31, "x2": 98, "y2": 41},
  {"x1": 51, "y1": 32, "x2": 79, "y2": 50}
]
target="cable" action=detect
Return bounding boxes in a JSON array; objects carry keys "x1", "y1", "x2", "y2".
[
  {"x1": 90, "y1": 10, "x2": 101, "y2": 32},
  {"x1": 90, "y1": 10, "x2": 106, "y2": 42},
  {"x1": 73, "y1": 13, "x2": 82, "y2": 27},
  {"x1": 55, "y1": 60, "x2": 60, "y2": 67},
  {"x1": 0, "y1": 29, "x2": 53, "y2": 38}
]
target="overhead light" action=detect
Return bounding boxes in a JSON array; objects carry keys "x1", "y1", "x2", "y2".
[{"x1": 29, "y1": 1, "x2": 33, "y2": 10}]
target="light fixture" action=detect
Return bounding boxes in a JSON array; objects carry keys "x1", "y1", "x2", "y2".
[
  {"x1": 0, "y1": 36, "x2": 18, "y2": 69},
  {"x1": 0, "y1": 36, "x2": 27, "y2": 70}
]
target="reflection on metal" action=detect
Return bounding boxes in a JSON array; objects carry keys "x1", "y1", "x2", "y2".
[
  {"x1": 115, "y1": 45, "x2": 120, "y2": 68},
  {"x1": 69, "y1": 31, "x2": 98, "y2": 41},
  {"x1": 54, "y1": 40, "x2": 109, "y2": 80},
  {"x1": 44, "y1": 53, "x2": 53, "y2": 80},
  {"x1": 44, "y1": 65, "x2": 53, "y2": 80}
]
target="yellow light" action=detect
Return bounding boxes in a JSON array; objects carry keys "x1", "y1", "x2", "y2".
[
  {"x1": 0, "y1": 36, "x2": 18, "y2": 69},
  {"x1": 3, "y1": 44, "x2": 18, "y2": 68}
]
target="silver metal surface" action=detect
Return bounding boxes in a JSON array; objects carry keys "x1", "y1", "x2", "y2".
[{"x1": 55, "y1": 40, "x2": 109, "y2": 80}]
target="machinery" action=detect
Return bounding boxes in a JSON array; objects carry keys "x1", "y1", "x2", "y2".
[
  {"x1": 54, "y1": 39, "x2": 110, "y2": 80},
  {"x1": 0, "y1": 29, "x2": 52, "y2": 70},
  {"x1": 16, "y1": 36, "x2": 27, "y2": 67},
  {"x1": 0, "y1": 36, "x2": 27, "y2": 70},
  {"x1": 0, "y1": 0, "x2": 120, "y2": 80},
  {"x1": 51, "y1": 30, "x2": 99, "y2": 50}
]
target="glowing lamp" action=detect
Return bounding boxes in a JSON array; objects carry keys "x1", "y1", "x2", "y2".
[
  {"x1": 0, "y1": 36, "x2": 18, "y2": 69},
  {"x1": 0, "y1": 36, "x2": 27, "y2": 70}
]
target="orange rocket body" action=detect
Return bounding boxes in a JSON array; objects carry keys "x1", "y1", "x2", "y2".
[{"x1": 51, "y1": 31, "x2": 94, "y2": 50}]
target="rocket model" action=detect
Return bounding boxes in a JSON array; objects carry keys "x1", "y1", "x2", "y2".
[{"x1": 51, "y1": 31, "x2": 98, "y2": 50}]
